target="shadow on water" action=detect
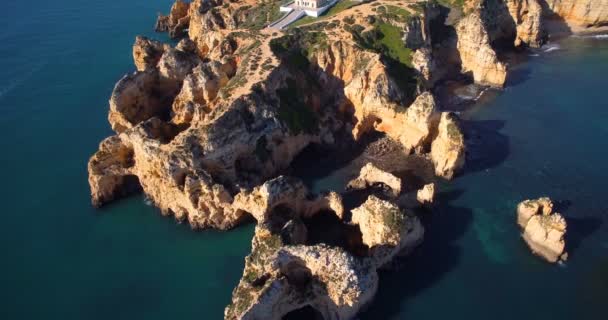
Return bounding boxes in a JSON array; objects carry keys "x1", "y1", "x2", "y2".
[
  {"x1": 506, "y1": 64, "x2": 533, "y2": 87},
  {"x1": 566, "y1": 216, "x2": 603, "y2": 258},
  {"x1": 461, "y1": 119, "x2": 510, "y2": 175},
  {"x1": 288, "y1": 132, "x2": 384, "y2": 189},
  {"x1": 359, "y1": 189, "x2": 473, "y2": 319}
]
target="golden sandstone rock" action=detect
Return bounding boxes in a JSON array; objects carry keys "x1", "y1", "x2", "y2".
[
  {"x1": 347, "y1": 163, "x2": 402, "y2": 197},
  {"x1": 517, "y1": 197, "x2": 568, "y2": 263},
  {"x1": 431, "y1": 113, "x2": 466, "y2": 179}
]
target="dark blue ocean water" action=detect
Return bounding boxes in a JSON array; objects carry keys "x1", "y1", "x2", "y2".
[{"x1": 0, "y1": 1, "x2": 606, "y2": 319}]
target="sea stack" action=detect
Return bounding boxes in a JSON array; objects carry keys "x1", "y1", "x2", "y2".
[{"x1": 517, "y1": 197, "x2": 568, "y2": 263}]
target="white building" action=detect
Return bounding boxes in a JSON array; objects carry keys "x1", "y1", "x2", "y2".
[{"x1": 295, "y1": 0, "x2": 330, "y2": 9}]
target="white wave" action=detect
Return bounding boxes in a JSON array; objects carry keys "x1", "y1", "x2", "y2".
[
  {"x1": 542, "y1": 44, "x2": 561, "y2": 52},
  {"x1": 573, "y1": 34, "x2": 608, "y2": 39},
  {"x1": 0, "y1": 62, "x2": 46, "y2": 99},
  {"x1": 528, "y1": 53, "x2": 540, "y2": 57},
  {"x1": 143, "y1": 196, "x2": 153, "y2": 206}
]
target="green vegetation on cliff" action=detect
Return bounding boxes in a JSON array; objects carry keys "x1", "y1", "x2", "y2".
[{"x1": 277, "y1": 79, "x2": 319, "y2": 135}]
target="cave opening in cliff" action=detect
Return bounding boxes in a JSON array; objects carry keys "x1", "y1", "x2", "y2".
[
  {"x1": 116, "y1": 174, "x2": 143, "y2": 200},
  {"x1": 282, "y1": 305, "x2": 325, "y2": 320},
  {"x1": 302, "y1": 209, "x2": 369, "y2": 257}
]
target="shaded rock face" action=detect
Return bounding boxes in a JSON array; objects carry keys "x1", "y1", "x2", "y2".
[
  {"x1": 452, "y1": 0, "x2": 607, "y2": 87},
  {"x1": 542, "y1": 0, "x2": 608, "y2": 28},
  {"x1": 517, "y1": 197, "x2": 568, "y2": 263},
  {"x1": 155, "y1": 0, "x2": 191, "y2": 38}
]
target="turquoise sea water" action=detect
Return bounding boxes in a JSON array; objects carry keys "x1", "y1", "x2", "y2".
[{"x1": 1, "y1": 1, "x2": 607, "y2": 319}]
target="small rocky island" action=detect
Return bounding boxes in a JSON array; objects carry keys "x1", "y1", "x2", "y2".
[
  {"x1": 517, "y1": 197, "x2": 568, "y2": 263},
  {"x1": 88, "y1": 0, "x2": 606, "y2": 318}
]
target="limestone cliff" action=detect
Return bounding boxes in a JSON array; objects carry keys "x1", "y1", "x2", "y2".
[
  {"x1": 456, "y1": 10, "x2": 509, "y2": 87},
  {"x1": 542, "y1": 0, "x2": 608, "y2": 29},
  {"x1": 517, "y1": 197, "x2": 568, "y2": 263},
  {"x1": 452, "y1": 0, "x2": 607, "y2": 87},
  {"x1": 89, "y1": 1, "x2": 476, "y2": 319}
]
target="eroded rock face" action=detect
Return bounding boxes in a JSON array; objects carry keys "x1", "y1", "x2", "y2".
[
  {"x1": 542, "y1": 0, "x2": 608, "y2": 28},
  {"x1": 456, "y1": 11, "x2": 508, "y2": 87},
  {"x1": 155, "y1": 0, "x2": 190, "y2": 38},
  {"x1": 171, "y1": 61, "x2": 230, "y2": 125},
  {"x1": 431, "y1": 112, "x2": 466, "y2": 179},
  {"x1": 347, "y1": 163, "x2": 402, "y2": 197},
  {"x1": 234, "y1": 176, "x2": 346, "y2": 224},
  {"x1": 507, "y1": 0, "x2": 545, "y2": 47},
  {"x1": 226, "y1": 227, "x2": 378, "y2": 320},
  {"x1": 351, "y1": 196, "x2": 405, "y2": 248},
  {"x1": 517, "y1": 197, "x2": 568, "y2": 263},
  {"x1": 226, "y1": 190, "x2": 423, "y2": 320},
  {"x1": 133, "y1": 36, "x2": 169, "y2": 71},
  {"x1": 108, "y1": 70, "x2": 170, "y2": 133}
]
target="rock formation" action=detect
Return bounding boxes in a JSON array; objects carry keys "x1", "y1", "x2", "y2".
[
  {"x1": 417, "y1": 183, "x2": 435, "y2": 205},
  {"x1": 226, "y1": 183, "x2": 423, "y2": 320},
  {"x1": 431, "y1": 113, "x2": 466, "y2": 179},
  {"x1": 456, "y1": 10, "x2": 509, "y2": 87},
  {"x1": 347, "y1": 163, "x2": 402, "y2": 197},
  {"x1": 517, "y1": 197, "x2": 568, "y2": 263},
  {"x1": 507, "y1": 0, "x2": 545, "y2": 47},
  {"x1": 451, "y1": 0, "x2": 608, "y2": 87},
  {"x1": 155, "y1": 0, "x2": 190, "y2": 38},
  {"x1": 84, "y1": 1, "x2": 527, "y2": 319},
  {"x1": 133, "y1": 36, "x2": 169, "y2": 71},
  {"x1": 542, "y1": 0, "x2": 608, "y2": 29}
]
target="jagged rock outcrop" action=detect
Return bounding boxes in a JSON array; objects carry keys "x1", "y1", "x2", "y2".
[
  {"x1": 347, "y1": 163, "x2": 402, "y2": 197},
  {"x1": 155, "y1": 0, "x2": 190, "y2": 38},
  {"x1": 507, "y1": 0, "x2": 545, "y2": 47},
  {"x1": 226, "y1": 226, "x2": 378, "y2": 320},
  {"x1": 108, "y1": 45, "x2": 200, "y2": 133},
  {"x1": 430, "y1": 112, "x2": 465, "y2": 179},
  {"x1": 226, "y1": 192, "x2": 423, "y2": 320},
  {"x1": 171, "y1": 61, "x2": 230, "y2": 125},
  {"x1": 412, "y1": 47, "x2": 437, "y2": 88},
  {"x1": 456, "y1": 10, "x2": 508, "y2": 87},
  {"x1": 233, "y1": 176, "x2": 345, "y2": 223},
  {"x1": 133, "y1": 36, "x2": 169, "y2": 71},
  {"x1": 517, "y1": 197, "x2": 568, "y2": 263},
  {"x1": 348, "y1": 89, "x2": 441, "y2": 154}
]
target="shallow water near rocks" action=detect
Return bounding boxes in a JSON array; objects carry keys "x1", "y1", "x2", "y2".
[{"x1": 1, "y1": 1, "x2": 607, "y2": 319}]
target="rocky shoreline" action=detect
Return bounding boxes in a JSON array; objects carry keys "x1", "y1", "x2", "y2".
[{"x1": 87, "y1": 0, "x2": 606, "y2": 319}]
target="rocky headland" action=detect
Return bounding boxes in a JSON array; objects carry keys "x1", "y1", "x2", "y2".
[{"x1": 88, "y1": 0, "x2": 606, "y2": 318}]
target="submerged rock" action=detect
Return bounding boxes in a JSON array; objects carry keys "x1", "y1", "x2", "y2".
[{"x1": 517, "y1": 197, "x2": 568, "y2": 263}]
